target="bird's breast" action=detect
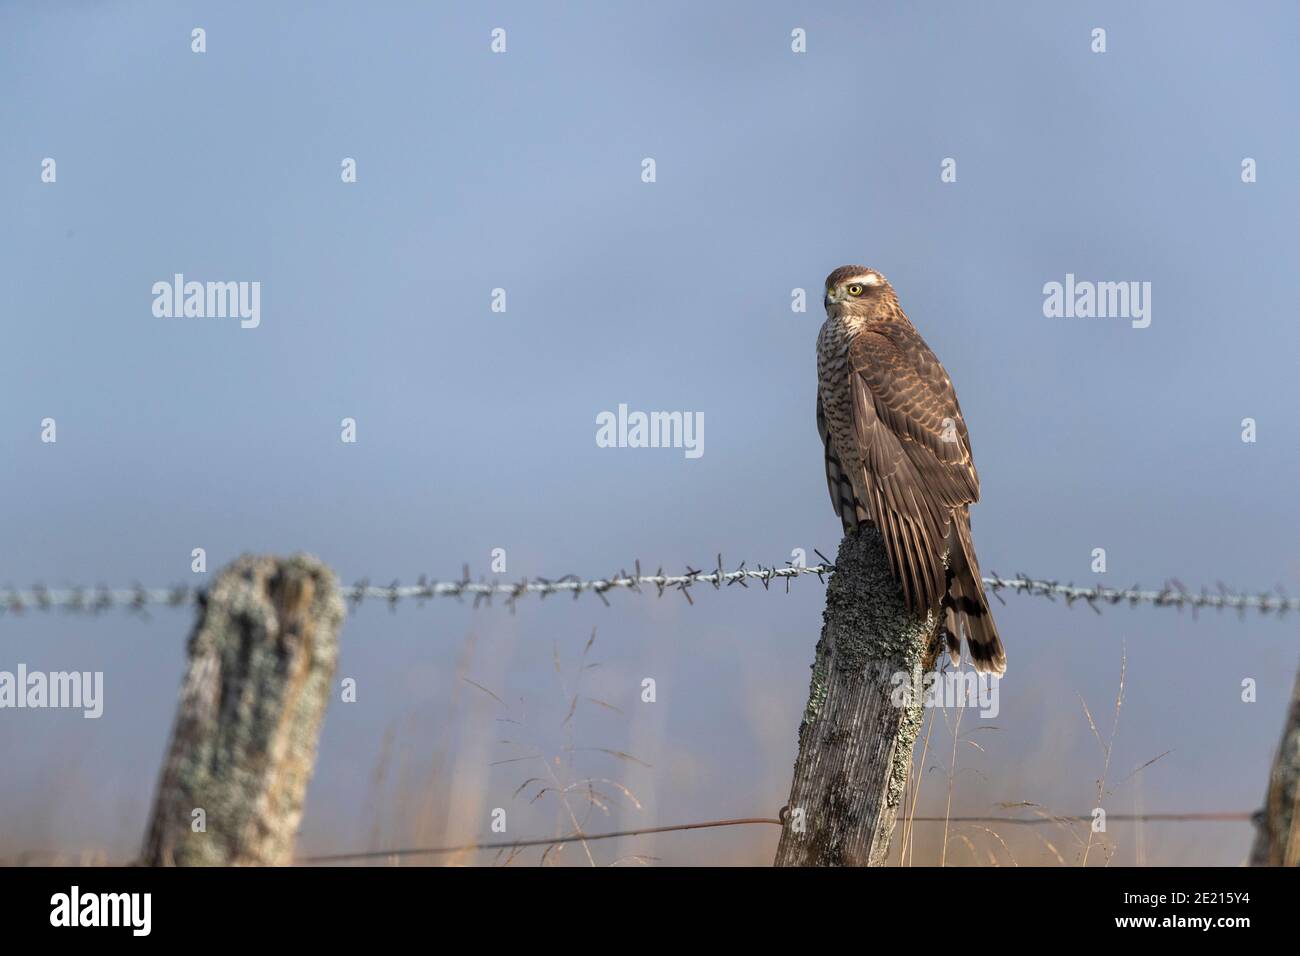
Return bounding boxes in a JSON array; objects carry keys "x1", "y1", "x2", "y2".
[{"x1": 816, "y1": 320, "x2": 862, "y2": 477}]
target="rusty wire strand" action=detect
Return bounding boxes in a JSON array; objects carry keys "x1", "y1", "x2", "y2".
[
  {"x1": 295, "y1": 810, "x2": 1256, "y2": 864},
  {"x1": 1, "y1": 558, "x2": 1297, "y2": 618},
  {"x1": 2, "y1": 809, "x2": 1256, "y2": 865}
]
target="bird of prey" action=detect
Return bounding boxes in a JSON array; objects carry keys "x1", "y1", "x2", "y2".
[{"x1": 816, "y1": 265, "x2": 1005, "y2": 674}]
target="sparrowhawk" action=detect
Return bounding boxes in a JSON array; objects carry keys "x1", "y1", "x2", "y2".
[{"x1": 816, "y1": 265, "x2": 1006, "y2": 674}]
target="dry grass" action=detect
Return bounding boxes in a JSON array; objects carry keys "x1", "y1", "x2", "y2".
[
  {"x1": 888, "y1": 643, "x2": 1190, "y2": 867},
  {"x1": 464, "y1": 628, "x2": 648, "y2": 866}
]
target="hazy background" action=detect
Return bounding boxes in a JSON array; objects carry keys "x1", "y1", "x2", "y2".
[{"x1": 2, "y1": 1, "x2": 1298, "y2": 865}]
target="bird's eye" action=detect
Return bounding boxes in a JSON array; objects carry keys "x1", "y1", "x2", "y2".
[{"x1": 847, "y1": 283, "x2": 864, "y2": 296}]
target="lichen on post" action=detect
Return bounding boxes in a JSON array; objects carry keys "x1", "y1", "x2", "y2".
[
  {"x1": 1250, "y1": 663, "x2": 1300, "y2": 867},
  {"x1": 141, "y1": 554, "x2": 344, "y2": 866},
  {"x1": 775, "y1": 526, "x2": 939, "y2": 867}
]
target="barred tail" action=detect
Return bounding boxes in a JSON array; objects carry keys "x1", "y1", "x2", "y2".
[{"x1": 943, "y1": 515, "x2": 1006, "y2": 675}]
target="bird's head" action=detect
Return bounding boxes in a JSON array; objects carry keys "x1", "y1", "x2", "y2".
[{"x1": 823, "y1": 265, "x2": 895, "y2": 319}]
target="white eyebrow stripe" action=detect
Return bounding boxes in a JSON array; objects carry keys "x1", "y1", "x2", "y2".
[{"x1": 841, "y1": 273, "x2": 881, "y2": 287}]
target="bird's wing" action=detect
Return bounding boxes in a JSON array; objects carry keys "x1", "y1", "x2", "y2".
[{"x1": 848, "y1": 327, "x2": 980, "y2": 612}]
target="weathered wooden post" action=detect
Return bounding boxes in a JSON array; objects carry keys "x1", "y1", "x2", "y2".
[
  {"x1": 1250, "y1": 660, "x2": 1300, "y2": 866},
  {"x1": 141, "y1": 554, "x2": 344, "y2": 866},
  {"x1": 775, "y1": 526, "x2": 939, "y2": 866}
]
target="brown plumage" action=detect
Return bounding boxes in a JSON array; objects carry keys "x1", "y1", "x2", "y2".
[{"x1": 816, "y1": 265, "x2": 1005, "y2": 674}]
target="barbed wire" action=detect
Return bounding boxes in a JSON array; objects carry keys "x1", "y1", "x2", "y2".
[
  {"x1": 295, "y1": 809, "x2": 1256, "y2": 864},
  {"x1": 2, "y1": 554, "x2": 1297, "y2": 618}
]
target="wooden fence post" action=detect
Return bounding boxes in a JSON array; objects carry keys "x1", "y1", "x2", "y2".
[
  {"x1": 141, "y1": 554, "x2": 344, "y2": 866},
  {"x1": 1250, "y1": 660, "x2": 1300, "y2": 866},
  {"x1": 774, "y1": 526, "x2": 939, "y2": 866}
]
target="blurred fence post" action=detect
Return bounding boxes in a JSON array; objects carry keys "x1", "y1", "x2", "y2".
[
  {"x1": 774, "y1": 527, "x2": 939, "y2": 866},
  {"x1": 1250, "y1": 661, "x2": 1300, "y2": 866},
  {"x1": 141, "y1": 554, "x2": 344, "y2": 866}
]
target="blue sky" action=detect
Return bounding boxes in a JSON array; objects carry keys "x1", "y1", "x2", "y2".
[{"x1": 2, "y1": 1, "x2": 1298, "y2": 864}]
